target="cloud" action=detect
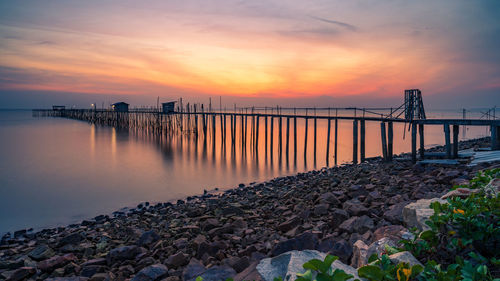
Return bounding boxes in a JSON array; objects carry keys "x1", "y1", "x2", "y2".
[{"x1": 309, "y1": 16, "x2": 357, "y2": 32}]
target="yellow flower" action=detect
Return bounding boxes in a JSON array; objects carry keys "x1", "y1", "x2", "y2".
[
  {"x1": 448, "y1": 230, "x2": 456, "y2": 236},
  {"x1": 397, "y1": 267, "x2": 412, "y2": 281},
  {"x1": 453, "y1": 209, "x2": 465, "y2": 215}
]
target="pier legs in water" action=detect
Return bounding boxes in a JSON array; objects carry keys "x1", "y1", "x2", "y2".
[
  {"x1": 353, "y1": 120, "x2": 358, "y2": 164},
  {"x1": 491, "y1": 126, "x2": 499, "y2": 151}
]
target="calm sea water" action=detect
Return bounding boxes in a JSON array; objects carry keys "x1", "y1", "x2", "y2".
[{"x1": 0, "y1": 110, "x2": 491, "y2": 233}]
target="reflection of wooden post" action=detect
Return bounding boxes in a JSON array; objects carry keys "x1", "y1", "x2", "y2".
[
  {"x1": 360, "y1": 119, "x2": 365, "y2": 162},
  {"x1": 326, "y1": 118, "x2": 331, "y2": 165},
  {"x1": 388, "y1": 121, "x2": 393, "y2": 161},
  {"x1": 411, "y1": 123, "x2": 417, "y2": 163},
  {"x1": 265, "y1": 116, "x2": 268, "y2": 152},
  {"x1": 353, "y1": 120, "x2": 358, "y2": 164},
  {"x1": 381, "y1": 122, "x2": 388, "y2": 161},
  {"x1": 270, "y1": 117, "x2": 274, "y2": 154},
  {"x1": 452, "y1": 124, "x2": 459, "y2": 158},
  {"x1": 334, "y1": 118, "x2": 338, "y2": 166},
  {"x1": 279, "y1": 117, "x2": 282, "y2": 155},
  {"x1": 313, "y1": 118, "x2": 317, "y2": 158},
  {"x1": 304, "y1": 118, "x2": 309, "y2": 157},
  {"x1": 444, "y1": 124, "x2": 451, "y2": 159},
  {"x1": 286, "y1": 117, "x2": 290, "y2": 157},
  {"x1": 419, "y1": 124, "x2": 424, "y2": 159},
  {"x1": 255, "y1": 115, "x2": 260, "y2": 149}
]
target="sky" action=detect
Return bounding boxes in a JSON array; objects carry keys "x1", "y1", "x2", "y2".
[{"x1": 0, "y1": 0, "x2": 499, "y2": 109}]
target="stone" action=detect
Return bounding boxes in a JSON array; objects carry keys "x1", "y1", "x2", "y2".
[
  {"x1": 330, "y1": 209, "x2": 349, "y2": 229},
  {"x1": 329, "y1": 240, "x2": 353, "y2": 264},
  {"x1": 257, "y1": 250, "x2": 359, "y2": 281},
  {"x1": 0, "y1": 259, "x2": 24, "y2": 270},
  {"x1": 37, "y1": 254, "x2": 76, "y2": 272},
  {"x1": 441, "y1": 188, "x2": 479, "y2": 200},
  {"x1": 138, "y1": 230, "x2": 160, "y2": 246},
  {"x1": 277, "y1": 216, "x2": 301, "y2": 233},
  {"x1": 343, "y1": 199, "x2": 369, "y2": 216},
  {"x1": 6, "y1": 267, "x2": 36, "y2": 281},
  {"x1": 318, "y1": 192, "x2": 340, "y2": 206},
  {"x1": 28, "y1": 244, "x2": 55, "y2": 261},
  {"x1": 351, "y1": 240, "x2": 369, "y2": 268},
  {"x1": 224, "y1": 256, "x2": 250, "y2": 273},
  {"x1": 271, "y1": 232, "x2": 319, "y2": 256},
  {"x1": 197, "y1": 241, "x2": 227, "y2": 259},
  {"x1": 131, "y1": 264, "x2": 169, "y2": 281},
  {"x1": 81, "y1": 265, "x2": 107, "y2": 277},
  {"x1": 60, "y1": 232, "x2": 85, "y2": 246},
  {"x1": 89, "y1": 272, "x2": 115, "y2": 281},
  {"x1": 201, "y1": 218, "x2": 220, "y2": 231},
  {"x1": 166, "y1": 252, "x2": 188, "y2": 268},
  {"x1": 182, "y1": 259, "x2": 206, "y2": 281},
  {"x1": 106, "y1": 245, "x2": 144, "y2": 265},
  {"x1": 313, "y1": 203, "x2": 329, "y2": 216},
  {"x1": 338, "y1": 215, "x2": 374, "y2": 234},
  {"x1": 233, "y1": 261, "x2": 262, "y2": 281},
  {"x1": 366, "y1": 238, "x2": 397, "y2": 261},
  {"x1": 383, "y1": 202, "x2": 407, "y2": 224},
  {"x1": 46, "y1": 278, "x2": 89, "y2": 281},
  {"x1": 373, "y1": 225, "x2": 406, "y2": 242},
  {"x1": 189, "y1": 265, "x2": 236, "y2": 281},
  {"x1": 402, "y1": 198, "x2": 446, "y2": 230},
  {"x1": 388, "y1": 251, "x2": 423, "y2": 267}
]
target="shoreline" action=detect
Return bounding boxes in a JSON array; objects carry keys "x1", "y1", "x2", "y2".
[{"x1": 0, "y1": 136, "x2": 498, "y2": 280}]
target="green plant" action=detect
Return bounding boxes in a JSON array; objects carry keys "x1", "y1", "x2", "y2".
[
  {"x1": 357, "y1": 254, "x2": 423, "y2": 281},
  {"x1": 295, "y1": 254, "x2": 354, "y2": 281}
]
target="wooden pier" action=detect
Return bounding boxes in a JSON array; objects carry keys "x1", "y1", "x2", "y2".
[{"x1": 33, "y1": 91, "x2": 500, "y2": 165}]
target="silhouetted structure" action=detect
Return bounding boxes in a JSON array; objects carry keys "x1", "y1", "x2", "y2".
[
  {"x1": 111, "y1": 102, "x2": 129, "y2": 112},
  {"x1": 52, "y1": 105, "x2": 65, "y2": 111},
  {"x1": 162, "y1": 102, "x2": 176, "y2": 114}
]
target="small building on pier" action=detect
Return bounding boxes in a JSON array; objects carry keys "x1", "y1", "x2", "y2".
[
  {"x1": 52, "y1": 105, "x2": 65, "y2": 111},
  {"x1": 111, "y1": 102, "x2": 129, "y2": 112},
  {"x1": 162, "y1": 101, "x2": 176, "y2": 114}
]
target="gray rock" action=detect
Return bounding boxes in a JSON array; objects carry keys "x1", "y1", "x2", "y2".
[
  {"x1": 137, "y1": 230, "x2": 160, "y2": 246},
  {"x1": 6, "y1": 267, "x2": 36, "y2": 281},
  {"x1": 388, "y1": 251, "x2": 422, "y2": 267},
  {"x1": 106, "y1": 246, "x2": 144, "y2": 265},
  {"x1": 366, "y1": 237, "x2": 397, "y2": 262},
  {"x1": 329, "y1": 240, "x2": 352, "y2": 264},
  {"x1": 330, "y1": 209, "x2": 349, "y2": 229},
  {"x1": 257, "y1": 250, "x2": 359, "y2": 281},
  {"x1": 131, "y1": 264, "x2": 168, "y2": 281},
  {"x1": 271, "y1": 232, "x2": 319, "y2": 256},
  {"x1": 182, "y1": 259, "x2": 206, "y2": 281},
  {"x1": 166, "y1": 252, "x2": 188, "y2": 268},
  {"x1": 402, "y1": 198, "x2": 446, "y2": 230},
  {"x1": 314, "y1": 204, "x2": 329, "y2": 216},
  {"x1": 318, "y1": 192, "x2": 340, "y2": 206},
  {"x1": 59, "y1": 232, "x2": 85, "y2": 246},
  {"x1": 189, "y1": 265, "x2": 236, "y2": 281},
  {"x1": 351, "y1": 240, "x2": 369, "y2": 268},
  {"x1": 339, "y1": 215, "x2": 374, "y2": 234},
  {"x1": 46, "y1": 278, "x2": 89, "y2": 281},
  {"x1": 28, "y1": 244, "x2": 55, "y2": 261}
]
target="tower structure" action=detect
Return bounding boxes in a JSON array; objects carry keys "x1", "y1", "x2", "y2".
[{"x1": 404, "y1": 89, "x2": 426, "y2": 120}]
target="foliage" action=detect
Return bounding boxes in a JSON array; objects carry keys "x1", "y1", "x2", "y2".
[
  {"x1": 357, "y1": 254, "x2": 423, "y2": 281},
  {"x1": 295, "y1": 254, "x2": 354, "y2": 281}
]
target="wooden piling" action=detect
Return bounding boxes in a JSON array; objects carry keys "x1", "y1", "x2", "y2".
[
  {"x1": 255, "y1": 115, "x2": 260, "y2": 149},
  {"x1": 381, "y1": 122, "x2": 388, "y2": 161},
  {"x1": 418, "y1": 124, "x2": 424, "y2": 159},
  {"x1": 304, "y1": 118, "x2": 308, "y2": 157},
  {"x1": 387, "y1": 122, "x2": 393, "y2": 161},
  {"x1": 360, "y1": 119, "x2": 365, "y2": 162},
  {"x1": 491, "y1": 126, "x2": 499, "y2": 150},
  {"x1": 326, "y1": 118, "x2": 331, "y2": 165},
  {"x1": 294, "y1": 117, "x2": 297, "y2": 158},
  {"x1": 286, "y1": 117, "x2": 290, "y2": 157},
  {"x1": 453, "y1": 124, "x2": 459, "y2": 158},
  {"x1": 353, "y1": 120, "x2": 358, "y2": 164},
  {"x1": 444, "y1": 124, "x2": 451, "y2": 159},
  {"x1": 334, "y1": 118, "x2": 338, "y2": 166},
  {"x1": 270, "y1": 116, "x2": 274, "y2": 154},
  {"x1": 279, "y1": 117, "x2": 283, "y2": 155},
  {"x1": 411, "y1": 123, "x2": 417, "y2": 163},
  {"x1": 313, "y1": 118, "x2": 317, "y2": 159}
]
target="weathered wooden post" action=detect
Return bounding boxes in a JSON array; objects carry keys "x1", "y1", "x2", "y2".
[
  {"x1": 418, "y1": 124, "x2": 424, "y2": 159},
  {"x1": 286, "y1": 117, "x2": 290, "y2": 157},
  {"x1": 212, "y1": 114, "x2": 216, "y2": 142},
  {"x1": 270, "y1": 116, "x2": 274, "y2": 154},
  {"x1": 294, "y1": 117, "x2": 297, "y2": 157},
  {"x1": 444, "y1": 124, "x2": 451, "y2": 159},
  {"x1": 279, "y1": 116, "x2": 283, "y2": 155},
  {"x1": 334, "y1": 118, "x2": 338, "y2": 166},
  {"x1": 326, "y1": 118, "x2": 331, "y2": 165},
  {"x1": 491, "y1": 125, "x2": 500, "y2": 150},
  {"x1": 353, "y1": 120, "x2": 358, "y2": 164},
  {"x1": 265, "y1": 116, "x2": 268, "y2": 152},
  {"x1": 452, "y1": 124, "x2": 459, "y2": 158},
  {"x1": 388, "y1": 121, "x2": 394, "y2": 161},
  {"x1": 313, "y1": 117, "x2": 317, "y2": 159},
  {"x1": 411, "y1": 123, "x2": 417, "y2": 163},
  {"x1": 381, "y1": 122, "x2": 388, "y2": 161},
  {"x1": 255, "y1": 115, "x2": 260, "y2": 149},
  {"x1": 304, "y1": 117, "x2": 309, "y2": 157},
  {"x1": 360, "y1": 119, "x2": 365, "y2": 162}
]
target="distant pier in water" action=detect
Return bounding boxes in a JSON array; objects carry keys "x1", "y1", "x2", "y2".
[{"x1": 33, "y1": 89, "x2": 500, "y2": 165}]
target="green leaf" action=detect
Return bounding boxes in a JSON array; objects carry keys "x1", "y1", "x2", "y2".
[
  {"x1": 273, "y1": 278, "x2": 283, "y2": 281},
  {"x1": 332, "y1": 269, "x2": 354, "y2": 281},
  {"x1": 303, "y1": 259, "x2": 324, "y2": 272},
  {"x1": 358, "y1": 265, "x2": 384, "y2": 280},
  {"x1": 477, "y1": 265, "x2": 488, "y2": 276},
  {"x1": 368, "y1": 254, "x2": 379, "y2": 263},
  {"x1": 419, "y1": 230, "x2": 436, "y2": 241},
  {"x1": 324, "y1": 254, "x2": 339, "y2": 269},
  {"x1": 195, "y1": 277, "x2": 203, "y2": 281},
  {"x1": 296, "y1": 269, "x2": 314, "y2": 280}
]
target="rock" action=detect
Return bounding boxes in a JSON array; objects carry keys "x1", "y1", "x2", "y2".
[
  {"x1": 233, "y1": 261, "x2": 262, "y2": 281},
  {"x1": 166, "y1": 252, "x2": 188, "y2": 268},
  {"x1": 81, "y1": 258, "x2": 106, "y2": 267},
  {"x1": 81, "y1": 265, "x2": 107, "y2": 277},
  {"x1": 330, "y1": 209, "x2": 349, "y2": 229},
  {"x1": 89, "y1": 272, "x2": 115, "y2": 281},
  {"x1": 182, "y1": 259, "x2": 206, "y2": 281},
  {"x1": 28, "y1": 244, "x2": 56, "y2": 261},
  {"x1": 338, "y1": 215, "x2": 374, "y2": 234},
  {"x1": 402, "y1": 198, "x2": 446, "y2": 230},
  {"x1": 373, "y1": 225, "x2": 406, "y2": 242},
  {"x1": 329, "y1": 240, "x2": 352, "y2": 264},
  {"x1": 138, "y1": 230, "x2": 160, "y2": 246},
  {"x1": 6, "y1": 267, "x2": 36, "y2": 281},
  {"x1": 313, "y1": 204, "x2": 329, "y2": 216},
  {"x1": 257, "y1": 250, "x2": 359, "y2": 281},
  {"x1": 351, "y1": 240, "x2": 369, "y2": 268},
  {"x1": 343, "y1": 199, "x2": 369, "y2": 216},
  {"x1": 271, "y1": 232, "x2": 319, "y2": 256},
  {"x1": 46, "y1": 278, "x2": 89, "y2": 281},
  {"x1": 441, "y1": 188, "x2": 479, "y2": 199},
  {"x1": 197, "y1": 241, "x2": 227, "y2": 259},
  {"x1": 277, "y1": 216, "x2": 301, "y2": 233},
  {"x1": 0, "y1": 259, "x2": 24, "y2": 270},
  {"x1": 224, "y1": 256, "x2": 250, "y2": 273},
  {"x1": 366, "y1": 238, "x2": 397, "y2": 261},
  {"x1": 131, "y1": 264, "x2": 168, "y2": 281},
  {"x1": 383, "y1": 202, "x2": 408, "y2": 224},
  {"x1": 201, "y1": 218, "x2": 220, "y2": 231},
  {"x1": 106, "y1": 245, "x2": 144, "y2": 265},
  {"x1": 388, "y1": 251, "x2": 423, "y2": 267},
  {"x1": 318, "y1": 192, "x2": 340, "y2": 206},
  {"x1": 189, "y1": 265, "x2": 236, "y2": 281},
  {"x1": 60, "y1": 232, "x2": 85, "y2": 246},
  {"x1": 38, "y1": 254, "x2": 76, "y2": 272}
]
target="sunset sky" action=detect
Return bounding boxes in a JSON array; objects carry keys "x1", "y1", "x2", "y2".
[{"x1": 0, "y1": 1, "x2": 499, "y2": 108}]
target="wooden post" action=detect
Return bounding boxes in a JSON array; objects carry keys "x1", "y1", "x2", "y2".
[
  {"x1": 286, "y1": 117, "x2": 290, "y2": 157},
  {"x1": 212, "y1": 114, "x2": 216, "y2": 142},
  {"x1": 270, "y1": 116, "x2": 274, "y2": 154},
  {"x1": 418, "y1": 124, "x2": 424, "y2": 159},
  {"x1": 220, "y1": 114, "x2": 224, "y2": 143},
  {"x1": 353, "y1": 120, "x2": 358, "y2": 164},
  {"x1": 294, "y1": 117, "x2": 297, "y2": 157},
  {"x1": 444, "y1": 124, "x2": 451, "y2": 159},
  {"x1": 326, "y1": 118, "x2": 331, "y2": 165},
  {"x1": 279, "y1": 116, "x2": 283, "y2": 155},
  {"x1": 360, "y1": 119, "x2": 365, "y2": 162},
  {"x1": 381, "y1": 122, "x2": 388, "y2": 161},
  {"x1": 304, "y1": 118, "x2": 308, "y2": 157},
  {"x1": 255, "y1": 115, "x2": 260, "y2": 149},
  {"x1": 313, "y1": 118, "x2": 317, "y2": 159},
  {"x1": 387, "y1": 122, "x2": 393, "y2": 161},
  {"x1": 491, "y1": 126, "x2": 500, "y2": 150},
  {"x1": 334, "y1": 118, "x2": 338, "y2": 166},
  {"x1": 453, "y1": 124, "x2": 459, "y2": 158},
  {"x1": 265, "y1": 116, "x2": 268, "y2": 153},
  {"x1": 411, "y1": 123, "x2": 417, "y2": 163}
]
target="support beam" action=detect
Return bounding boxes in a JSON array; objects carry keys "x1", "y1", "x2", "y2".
[
  {"x1": 326, "y1": 118, "x2": 331, "y2": 165},
  {"x1": 388, "y1": 121, "x2": 393, "y2": 161},
  {"x1": 444, "y1": 124, "x2": 451, "y2": 159},
  {"x1": 492, "y1": 126, "x2": 500, "y2": 150},
  {"x1": 360, "y1": 119, "x2": 365, "y2": 162},
  {"x1": 381, "y1": 122, "x2": 388, "y2": 161},
  {"x1": 353, "y1": 120, "x2": 358, "y2": 164},
  {"x1": 453, "y1": 124, "x2": 459, "y2": 158},
  {"x1": 419, "y1": 124, "x2": 424, "y2": 159},
  {"x1": 411, "y1": 123, "x2": 417, "y2": 163}
]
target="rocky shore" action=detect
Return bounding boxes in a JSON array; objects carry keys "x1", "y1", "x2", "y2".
[{"x1": 1, "y1": 137, "x2": 498, "y2": 281}]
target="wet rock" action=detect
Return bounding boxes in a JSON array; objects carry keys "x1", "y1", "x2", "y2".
[
  {"x1": 131, "y1": 264, "x2": 168, "y2": 281},
  {"x1": 166, "y1": 252, "x2": 189, "y2": 268},
  {"x1": 137, "y1": 230, "x2": 160, "y2": 246},
  {"x1": 257, "y1": 250, "x2": 359, "y2": 281},
  {"x1": 60, "y1": 232, "x2": 85, "y2": 246},
  {"x1": 38, "y1": 253, "x2": 76, "y2": 272},
  {"x1": 271, "y1": 232, "x2": 319, "y2": 256},
  {"x1": 29, "y1": 244, "x2": 55, "y2": 261},
  {"x1": 6, "y1": 267, "x2": 36, "y2": 281}
]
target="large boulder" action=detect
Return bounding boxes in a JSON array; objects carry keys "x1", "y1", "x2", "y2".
[
  {"x1": 256, "y1": 250, "x2": 359, "y2": 281},
  {"x1": 339, "y1": 216, "x2": 374, "y2": 234},
  {"x1": 388, "y1": 251, "x2": 422, "y2": 267},
  {"x1": 351, "y1": 240, "x2": 369, "y2": 268},
  {"x1": 402, "y1": 198, "x2": 446, "y2": 230},
  {"x1": 271, "y1": 232, "x2": 319, "y2": 256}
]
